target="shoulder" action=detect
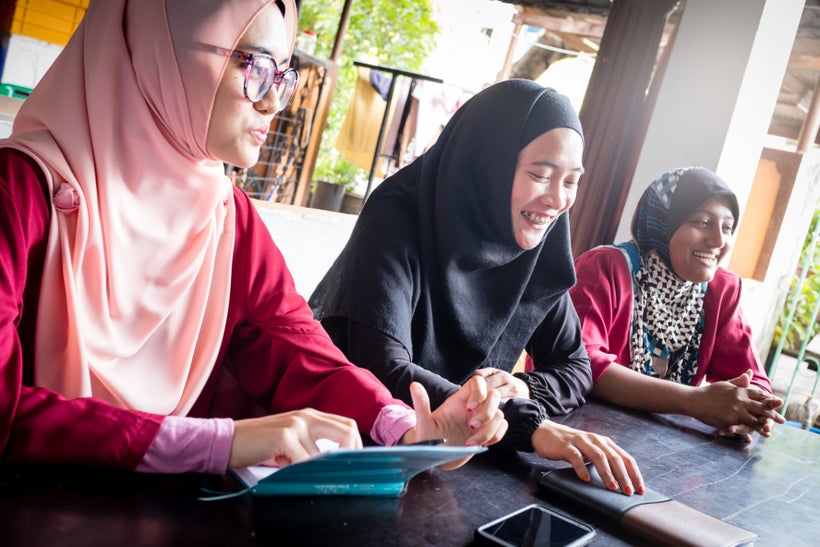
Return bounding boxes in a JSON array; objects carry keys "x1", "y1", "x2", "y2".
[
  {"x1": 574, "y1": 246, "x2": 631, "y2": 279},
  {"x1": 0, "y1": 147, "x2": 51, "y2": 224},
  {"x1": 0, "y1": 147, "x2": 49, "y2": 188},
  {"x1": 705, "y1": 267, "x2": 742, "y2": 308},
  {"x1": 708, "y1": 267, "x2": 742, "y2": 294}
]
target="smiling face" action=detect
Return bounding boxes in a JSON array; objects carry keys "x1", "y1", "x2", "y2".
[
  {"x1": 668, "y1": 196, "x2": 736, "y2": 282},
  {"x1": 510, "y1": 127, "x2": 584, "y2": 250},
  {"x1": 206, "y1": 4, "x2": 290, "y2": 167}
]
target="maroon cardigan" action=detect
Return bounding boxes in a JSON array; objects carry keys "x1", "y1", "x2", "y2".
[
  {"x1": 569, "y1": 246, "x2": 772, "y2": 392},
  {"x1": 0, "y1": 148, "x2": 403, "y2": 469}
]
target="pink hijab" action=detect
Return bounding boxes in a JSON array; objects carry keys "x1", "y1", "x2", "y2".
[{"x1": 1, "y1": 0, "x2": 297, "y2": 415}]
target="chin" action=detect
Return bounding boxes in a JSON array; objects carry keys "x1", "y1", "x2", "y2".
[{"x1": 232, "y1": 153, "x2": 260, "y2": 169}]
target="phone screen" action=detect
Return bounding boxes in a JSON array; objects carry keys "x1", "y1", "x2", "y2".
[{"x1": 476, "y1": 504, "x2": 595, "y2": 547}]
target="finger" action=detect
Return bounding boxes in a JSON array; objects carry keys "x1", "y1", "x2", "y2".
[
  {"x1": 466, "y1": 394, "x2": 506, "y2": 446},
  {"x1": 717, "y1": 425, "x2": 753, "y2": 443},
  {"x1": 731, "y1": 373, "x2": 751, "y2": 388},
  {"x1": 469, "y1": 410, "x2": 508, "y2": 446},
  {"x1": 464, "y1": 375, "x2": 489, "y2": 413},
  {"x1": 467, "y1": 384, "x2": 499, "y2": 426},
  {"x1": 611, "y1": 444, "x2": 643, "y2": 495},
  {"x1": 565, "y1": 448, "x2": 593, "y2": 484},
  {"x1": 302, "y1": 410, "x2": 363, "y2": 450},
  {"x1": 410, "y1": 381, "x2": 432, "y2": 419},
  {"x1": 582, "y1": 438, "x2": 638, "y2": 496},
  {"x1": 747, "y1": 390, "x2": 785, "y2": 412},
  {"x1": 259, "y1": 426, "x2": 313, "y2": 467},
  {"x1": 743, "y1": 400, "x2": 785, "y2": 425}
]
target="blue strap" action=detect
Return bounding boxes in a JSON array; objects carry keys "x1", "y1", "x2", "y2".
[{"x1": 614, "y1": 241, "x2": 641, "y2": 276}]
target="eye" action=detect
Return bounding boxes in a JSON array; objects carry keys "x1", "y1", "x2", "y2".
[{"x1": 528, "y1": 171, "x2": 550, "y2": 183}]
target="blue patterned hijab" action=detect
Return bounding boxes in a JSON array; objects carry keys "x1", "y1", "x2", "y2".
[{"x1": 625, "y1": 167, "x2": 738, "y2": 383}]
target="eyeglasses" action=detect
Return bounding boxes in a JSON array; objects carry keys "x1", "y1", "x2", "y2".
[{"x1": 230, "y1": 50, "x2": 299, "y2": 110}]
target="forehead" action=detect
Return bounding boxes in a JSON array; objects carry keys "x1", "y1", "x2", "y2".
[
  {"x1": 692, "y1": 196, "x2": 735, "y2": 218},
  {"x1": 518, "y1": 127, "x2": 584, "y2": 164},
  {"x1": 237, "y1": 4, "x2": 290, "y2": 60}
]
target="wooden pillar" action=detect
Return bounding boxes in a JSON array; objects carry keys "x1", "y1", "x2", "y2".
[{"x1": 569, "y1": 0, "x2": 677, "y2": 256}]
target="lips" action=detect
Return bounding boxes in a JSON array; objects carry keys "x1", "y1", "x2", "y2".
[
  {"x1": 251, "y1": 127, "x2": 269, "y2": 146},
  {"x1": 692, "y1": 251, "x2": 719, "y2": 264},
  {"x1": 522, "y1": 210, "x2": 553, "y2": 225}
]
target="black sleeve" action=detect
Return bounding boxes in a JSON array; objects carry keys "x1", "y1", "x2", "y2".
[
  {"x1": 516, "y1": 293, "x2": 592, "y2": 416},
  {"x1": 320, "y1": 316, "x2": 459, "y2": 408},
  {"x1": 492, "y1": 398, "x2": 548, "y2": 452}
]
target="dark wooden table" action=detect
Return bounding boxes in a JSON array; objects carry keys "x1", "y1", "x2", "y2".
[{"x1": 1, "y1": 401, "x2": 818, "y2": 546}]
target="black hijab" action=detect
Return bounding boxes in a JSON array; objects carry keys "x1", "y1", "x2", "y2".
[{"x1": 310, "y1": 80, "x2": 583, "y2": 382}]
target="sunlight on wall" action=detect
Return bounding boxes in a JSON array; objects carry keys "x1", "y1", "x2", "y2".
[{"x1": 730, "y1": 158, "x2": 781, "y2": 278}]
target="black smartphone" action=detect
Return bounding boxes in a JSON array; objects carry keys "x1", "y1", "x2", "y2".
[{"x1": 474, "y1": 504, "x2": 596, "y2": 547}]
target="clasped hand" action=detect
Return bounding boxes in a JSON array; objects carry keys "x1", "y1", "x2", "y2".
[{"x1": 693, "y1": 370, "x2": 785, "y2": 442}]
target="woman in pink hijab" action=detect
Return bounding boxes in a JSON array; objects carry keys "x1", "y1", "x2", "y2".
[{"x1": 0, "y1": 0, "x2": 506, "y2": 474}]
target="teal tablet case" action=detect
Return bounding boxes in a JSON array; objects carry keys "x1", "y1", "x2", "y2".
[{"x1": 204, "y1": 445, "x2": 486, "y2": 499}]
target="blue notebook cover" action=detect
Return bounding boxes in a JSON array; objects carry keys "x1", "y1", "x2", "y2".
[{"x1": 223, "y1": 444, "x2": 486, "y2": 498}]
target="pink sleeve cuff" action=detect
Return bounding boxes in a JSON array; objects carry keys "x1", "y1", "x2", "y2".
[
  {"x1": 369, "y1": 404, "x2": 417, "y2": 446},
  {"x1": 136, "y1": 416, "x2": 234, "y2": 474}
]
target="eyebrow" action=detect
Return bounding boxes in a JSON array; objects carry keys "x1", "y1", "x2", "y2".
[
  {"x1": 236, "y1": 44, "x2": 290, "y2": 65},
  {"x1": 693, "y1": 209, "x2": 735, "y2": 222},
  {"x1": 530, "y1": 159, "x2": 585, "y2": 174}
]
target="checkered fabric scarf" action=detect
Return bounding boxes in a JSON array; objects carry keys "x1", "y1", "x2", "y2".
[
  {"x1": 630, "y1": 250, "x2": 704, "y2": 383},
  {"x1": 628, "y1": 169, "x2": 705, "y2": 383}
]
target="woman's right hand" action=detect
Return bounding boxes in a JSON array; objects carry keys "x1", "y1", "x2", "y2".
[
  {"x1": 531, "y1": 420, "x2": 644, "y2": 496},
  {"x1": 229, "y1": 409, "x2": 362, "y2": 468},
  {"x1": 473, "y1": 367, "x2": 530, "y2": 401}
]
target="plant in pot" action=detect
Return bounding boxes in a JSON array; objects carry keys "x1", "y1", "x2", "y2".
[{"x1": 311, "y1": 150, "x2": 365, "y2": 213}]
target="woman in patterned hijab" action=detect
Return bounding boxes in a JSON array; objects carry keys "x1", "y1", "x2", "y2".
[{"x1": 571, "y1": 167, "x2": 784, "y2": 442}]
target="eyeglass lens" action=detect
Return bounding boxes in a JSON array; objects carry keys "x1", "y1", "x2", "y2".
[{"x1": 245, "y1": 56, "x2": 298, "y2": 110}]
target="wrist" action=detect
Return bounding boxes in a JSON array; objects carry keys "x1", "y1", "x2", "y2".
[
  {"x1": 682, "y1": 385, "x2": 705, "y2": 419},
  {"x1": 399, "y1": 427, "x2": 418, "y2": 445}
]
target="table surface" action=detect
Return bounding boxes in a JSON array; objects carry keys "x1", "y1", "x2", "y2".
[{"x1": 2, "y1": 401, "x2": 818, "y2": 546}]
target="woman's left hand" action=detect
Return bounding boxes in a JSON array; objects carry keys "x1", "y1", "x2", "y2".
[
  {"x1": 405, "y1": 377, "x2": 508, "y2": 469},
  {"x1": 474, "y1": 367, "x2": 530, "y2": 401}
]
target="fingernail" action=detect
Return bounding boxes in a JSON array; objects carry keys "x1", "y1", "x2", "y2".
[
  {"x1": 636, "y1": 484, "x2": 646, "y2": 495},
  {"x1": 608, "y1": 481, "x2": 618, "y2": 491},
  {"x1": 623, "y1": 484, "x2": 633, "y2": 496},
  {"x1": 469, "y1": 422, "x2": 478, "y2": 430},
  {"x1": 581, "y1": 472, "x2": 590, "y2": 482}
]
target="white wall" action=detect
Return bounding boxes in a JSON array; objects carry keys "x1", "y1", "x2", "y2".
[
  {"x1": 612, "y1": 0, "x2": 806, "y2": 349},
  {"x1": 253, "y1": 201, "x2": 357, "y2": 299},
  {"x1": 616, "y1": 0, "x2": 805, "y2": 245},
  {"x1": 1, "y1": 33, "x2": 62, "y2": 90}
]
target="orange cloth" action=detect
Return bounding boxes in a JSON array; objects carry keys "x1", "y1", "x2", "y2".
[{"x1": 335, "y1": 67, "x2": 397, "y2": 176}]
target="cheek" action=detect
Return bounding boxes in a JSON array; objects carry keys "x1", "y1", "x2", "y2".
[{"x1": 562, "y1": 187, "x2": 578, "y2": 210}]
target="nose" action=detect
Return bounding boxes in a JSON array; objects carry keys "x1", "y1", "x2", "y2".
[
  {"x1": 706, "y1": 225, "x2": 728, "y2": 248},
  {"x1": 540, "y1": 180, "x2": 565, "y2": 210},
  {"x1": 254, "y1": 88, "x2": 281, "y2": 115}
]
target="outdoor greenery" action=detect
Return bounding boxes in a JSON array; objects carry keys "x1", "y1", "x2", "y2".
[
  {"x1": 297, "y1": 0, "x2": 439, "y2": 193},
  {"x1": 771, "y1": 207, "x2": 820, "y2": 352}
]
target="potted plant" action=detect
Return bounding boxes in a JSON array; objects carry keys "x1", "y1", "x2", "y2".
[{"x1": 311, "y1": 150, "x2": 365, "y2": 213}]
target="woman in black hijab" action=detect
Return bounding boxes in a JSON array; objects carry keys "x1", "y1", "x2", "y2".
[{"x1": 311, "y1": 80, "x2": 643, "y2": 495}]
